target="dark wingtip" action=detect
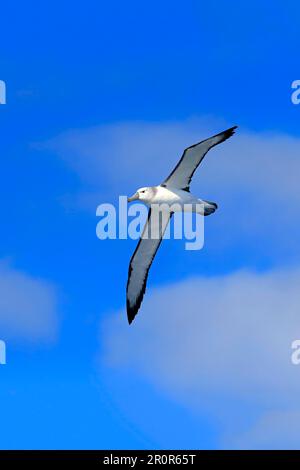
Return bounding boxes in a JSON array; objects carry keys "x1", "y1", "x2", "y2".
[
  {"x1": 226, "y1": 125, "x2": 238, "y2": 136},
  {"x1": 218, "y1": 125, "x2": 238, "y2": 144},
  {"x1": 126, "y1": 301, "x2": 137, "y2": 325}
]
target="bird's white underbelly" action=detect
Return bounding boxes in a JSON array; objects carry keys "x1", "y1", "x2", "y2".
[{"x1": 150, "y1": 186, "x2": 203, "y2": 213}]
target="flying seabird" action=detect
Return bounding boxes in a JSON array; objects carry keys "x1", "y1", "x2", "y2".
[{"x1": 126, "y1": 126, "x2": 237, "y2": 324}]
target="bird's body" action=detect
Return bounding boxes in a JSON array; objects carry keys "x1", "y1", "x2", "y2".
[
  {"x1": 126, "y1": 126, "x2": 238, "y2": 323},
  {"x1": 134, "y1": 185, "x2": 217, "y2": 215}
]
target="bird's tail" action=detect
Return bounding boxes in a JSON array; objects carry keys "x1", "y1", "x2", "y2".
[{"x1": 202, "y1": 200, "x2": 218, "y2": 216}]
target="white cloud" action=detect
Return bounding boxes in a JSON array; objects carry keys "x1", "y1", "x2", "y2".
[
  {"x1": 102, "y1": 268, "x2": 300, "y2": 448},
  {"x1": 0, "y1": 261, "x2": 59, "y2": 343},
  {"x1": 224, "y1": 411, "x2": 300, "y2": 450},
  {"x1": 44, "y1": 117, "x2": 300, "y2": 205},
  {"x1": 42, "y1": 118, "x2": 300, "y2": 260}
]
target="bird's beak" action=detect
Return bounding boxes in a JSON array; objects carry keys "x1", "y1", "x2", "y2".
[{"x1": 127, "y1": 192, "x2": 139, "y2": 202}]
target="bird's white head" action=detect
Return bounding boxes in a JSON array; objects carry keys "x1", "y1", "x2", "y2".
[{"x1": 127, "y1": 187, "x2": 153, "y2": 203}]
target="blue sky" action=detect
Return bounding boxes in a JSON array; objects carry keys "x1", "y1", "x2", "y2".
[{"x1": 1, "y1": 0, "x2": 300, "y2": 449}]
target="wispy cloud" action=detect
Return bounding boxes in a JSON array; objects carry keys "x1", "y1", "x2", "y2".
[
  {"x1": 224, "y1": 410, "x2": 300, "y2": 450},
  {"x1": 102, "y1": 268, "x2": 300, "y2": 448},
  {"x1": 43, "y1": 117, "x2": 300, "y2": 204},
  {"x1": 42, "y1": 118, "x2": 300, "y2": 261},
  {"x1": 0, "y1": 261, "x2": 59, "y2": 343}
]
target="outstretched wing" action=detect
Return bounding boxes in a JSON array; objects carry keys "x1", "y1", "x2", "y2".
[
  {"x1": 162, "y1": 126, "x2": 237, "y2": 191},
  {"x1": 126, "y1": 207, "x2": 172, "y2": 324}
]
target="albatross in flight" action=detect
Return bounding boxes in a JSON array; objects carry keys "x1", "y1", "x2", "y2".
[{"x1": 126, "y1": 126, "x2": 237, "y2": 324}]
